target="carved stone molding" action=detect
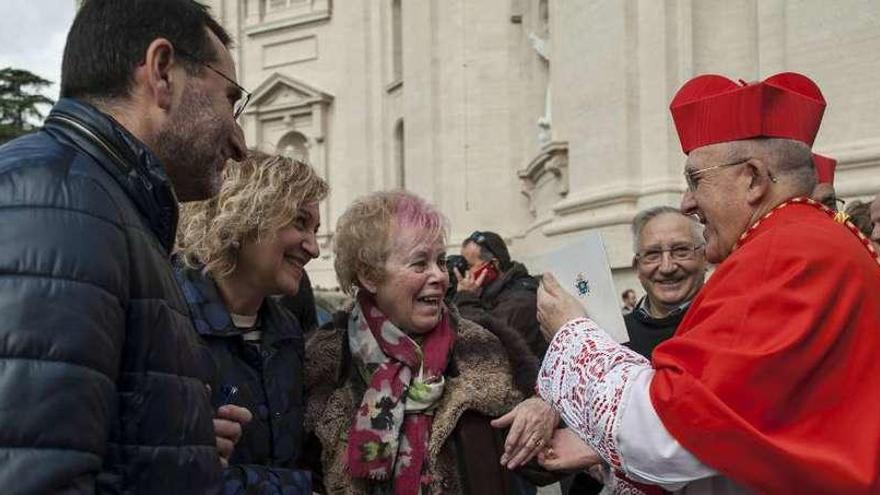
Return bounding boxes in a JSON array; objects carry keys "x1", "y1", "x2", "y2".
[
  {"x1": 245, "y1": 72, "x2": 335, "y2": 240},
  {"x1": 245, "y1": 72, "x2": 333, "y2": 119},
  {"x1": 517, "y1": 141, "x2": 569, "y2": 215},
  {"x1": 245, "y1": 0, "x2": 332, "y2": 37}
]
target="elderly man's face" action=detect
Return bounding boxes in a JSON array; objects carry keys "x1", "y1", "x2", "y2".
[
  {"x1": 635, "y1": 213, "x2": 707, "y2": 315},
  {"x1": 680, "y1": 143, "x2": 754, "y2": 263},
  {"x1": 870, "y1": 194, "x2": 880, "y2": 252}
]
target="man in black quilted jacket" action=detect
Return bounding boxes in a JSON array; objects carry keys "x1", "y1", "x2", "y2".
[{"x1": 0, "y1": 1, "x2": 250, "y2": 493}]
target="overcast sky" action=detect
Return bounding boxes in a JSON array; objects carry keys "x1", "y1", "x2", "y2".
[{"x1": 0, "y1": 0, "x2": 76, "y2": 100}]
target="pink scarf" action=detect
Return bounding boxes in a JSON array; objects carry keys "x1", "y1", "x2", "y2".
[{"x1": 346, "y1": 291, "x2": 455, "y2": 494}]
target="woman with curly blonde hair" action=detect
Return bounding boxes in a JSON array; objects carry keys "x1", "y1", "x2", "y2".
[{"x1": 175, "y1": 150, "x2": 328, "y2": 494}]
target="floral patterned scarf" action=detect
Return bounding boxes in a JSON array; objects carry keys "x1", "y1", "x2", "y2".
[{"x1": 346, "y1": 291, "x2": 455, "y2": 495}]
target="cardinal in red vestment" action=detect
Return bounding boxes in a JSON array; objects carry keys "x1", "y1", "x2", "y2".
[{"x1": 503, "y1": 72, "x2": 880, "y2": 495}]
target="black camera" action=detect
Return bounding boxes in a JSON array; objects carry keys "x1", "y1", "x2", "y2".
[{"x1": 445, "y1": 255, "x2": 469, "y2": 299}]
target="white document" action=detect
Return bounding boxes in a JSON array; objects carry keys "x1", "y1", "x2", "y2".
[{"x1": 535, "y1": 232, "x2": 628, "y2": 342}]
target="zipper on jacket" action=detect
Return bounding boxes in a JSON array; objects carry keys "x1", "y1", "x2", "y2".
[{"x1": 47, "y1": 113, "x2": 138, "y2": 179}]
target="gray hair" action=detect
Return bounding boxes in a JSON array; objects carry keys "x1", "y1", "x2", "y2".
[
  {"x1": 726, "y1": 138, "x2": 816, "y2": 194},
  {"x1": 845, "y1": 200, "x2": 874, "y2": 238},
  {"x1": 631, "y1": 206, "x2": 703, "y2": 253}
]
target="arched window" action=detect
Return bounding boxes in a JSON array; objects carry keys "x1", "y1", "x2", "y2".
[
  {"x1": 394, "y1": 120, "x2": 405, "y2": 187},
  {"x1": 277, "y1": 132, "x2": 310, "y2": 163},
  {"x1": 391, "y1": 0, "x2": 403, "y2": 81}
]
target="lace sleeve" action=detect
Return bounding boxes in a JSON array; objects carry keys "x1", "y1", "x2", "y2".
[{"x1": 537, "y1": 317, "x2": 651, "y2": 469}]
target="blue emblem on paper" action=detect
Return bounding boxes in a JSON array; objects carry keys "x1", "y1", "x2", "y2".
[{"x1": 575, "y1": 273, "x2": 591, "y2": 296}]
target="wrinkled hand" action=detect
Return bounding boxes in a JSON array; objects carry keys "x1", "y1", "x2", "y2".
[
  {"x1": 214, "y1": 404, "x2": 253, "y2": 467},
  {"x1": 454, "y1": 266, "x2": 487, "y2": 294},
  {"x1": 537, "y1": 272, "x2": 587, "y2": 341},
  {"x1": 537, "y1": 428, "x2": 602, "y2": 473},
  {"x1": 490, "y1": 397, "x2": 560, "y2": 469}
]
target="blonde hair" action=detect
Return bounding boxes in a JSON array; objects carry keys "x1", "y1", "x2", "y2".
[
  {"x1": 177, "y1": 150, "x2": 329, "y2": 277},
  {"x1": 334, "y1": 190, "x2": 448, "y2": 295}
]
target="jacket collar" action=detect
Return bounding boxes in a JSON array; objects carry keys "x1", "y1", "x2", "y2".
[
  {"x1": 174, "y1": 260, "x2": 301, "y2": 346},
  {"x1": 43, "y1": 98, "x2": 179, "y2": 252},
  {"x1": 481, "y1": 261, "x2": 532, "y2": 301}
]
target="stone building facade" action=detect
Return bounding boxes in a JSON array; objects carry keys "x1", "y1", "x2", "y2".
[{"x1": 203, "y1": 0, "x2": 880, "y2": 292}]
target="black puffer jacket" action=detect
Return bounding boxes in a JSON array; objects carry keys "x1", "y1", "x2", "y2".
[
  {"x1": 174, "y1": 263, "x2": 311, "y2": 494},
  {"x1": 0, "y1": 98, "x2": 220, "y2": 494}
]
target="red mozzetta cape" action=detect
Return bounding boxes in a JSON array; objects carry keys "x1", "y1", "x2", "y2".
[{"x1": 650, "y1": 201, "x2": 880, "y2": 494}]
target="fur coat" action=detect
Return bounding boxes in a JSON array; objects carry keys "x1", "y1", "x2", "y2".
[{"x1": 304, "y1": 307, "x2": 525, "y2": 494}]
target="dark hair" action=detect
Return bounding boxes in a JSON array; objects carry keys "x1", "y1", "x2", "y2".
[
  {"x1": 463, "y1": 231, "x2": 512, "y2": 271},
  {"x1": 622, "y1": 289, "x2": 635, "y2": 299},
  {"x1": 61, "y1": 0, "x2": 232, "y2": 101}
]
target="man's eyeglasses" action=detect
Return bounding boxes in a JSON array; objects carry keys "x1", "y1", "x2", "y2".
[
  {"x1": 174, "y1": 46, "x2": 252, "y2": 120},
  {"x1": 683, "y1": 159, "x2": 749, "y2": 192},
  {"x1": 636, "y1": 244, "x2": 705, "y2": 265}
]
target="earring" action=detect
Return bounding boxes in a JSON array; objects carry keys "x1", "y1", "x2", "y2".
[{"x1": 231, "y1": 240, "x2": 240, "y2": 250}]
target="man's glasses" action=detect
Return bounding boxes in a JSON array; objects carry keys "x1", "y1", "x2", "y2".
[
  {"x1": 684, "y1": 158, "x2": 781, "y2": 192},
  {"x1": 636, "y1": 244, "x2": 705, "y2": 265},
  {"x1": 683, "y1": 159, "x2": 749, "y2": 192},
  {"x1": 174, "y1": 46, "x2": 252, "y2": 120}
]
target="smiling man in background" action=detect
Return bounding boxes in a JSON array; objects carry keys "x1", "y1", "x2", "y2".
[{"x1": 624, "y1": 206, "x2": 707, "y2": 359}]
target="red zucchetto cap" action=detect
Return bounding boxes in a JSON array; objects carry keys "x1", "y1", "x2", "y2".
[
  {"x1": 812, "y1": 153, "x2": 837, "y2": 185},
  {"x1": 670, "y1": 72, "x2": 826, "y2": 154}
]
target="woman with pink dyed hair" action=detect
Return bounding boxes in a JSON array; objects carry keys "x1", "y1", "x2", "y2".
[{"x1": 304, "y1": 190, "x2": 549, "y2": 494}]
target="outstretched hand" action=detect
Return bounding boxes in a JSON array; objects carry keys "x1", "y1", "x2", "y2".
[
  {"x1": 537, "y1": 272, "x2": 587, "y2": 340},
  {"x1": 490, "y1": 397, "x2": 560, "y2": 470}
]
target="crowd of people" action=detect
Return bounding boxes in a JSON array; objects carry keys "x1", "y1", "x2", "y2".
[{"x1": 1, "y1": 1, "x2": 880, "y2": 494}]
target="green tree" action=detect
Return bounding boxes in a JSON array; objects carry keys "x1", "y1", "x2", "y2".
[{"x1": 0, "y1": 68, "x2": 55, "y2": 144}]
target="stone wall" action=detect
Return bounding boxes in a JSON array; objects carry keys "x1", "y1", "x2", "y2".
[{"x1": 206, "y1": 0, "x2": 880, "y2": 295}]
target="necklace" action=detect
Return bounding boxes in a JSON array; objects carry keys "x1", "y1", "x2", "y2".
[{"x1": 732, "y1": 196, "x2": 880, "y2": 265}]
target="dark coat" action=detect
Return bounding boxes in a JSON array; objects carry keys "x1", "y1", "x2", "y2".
[
  {"x1": 450, "y1": 309, "x2": 539, "y2": 397},
  {"x1": 0, "y1": 98, "x2": 219, "y2": 494},
  {"x1": 453, "y1": 262, "x2": 548, "y2": 358},
  {"x1": 303, "y1": 307, "x2": 556, "y2": 494},
  {"x1": 277, "y1": 271, "x2": 319, "y2": 336},
  {"x1": 623, "y1": 301, "x2": 687, "y2": 360},
  {"x1": 175, "y1": 263, "x2": 311, "y2": 495}
]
